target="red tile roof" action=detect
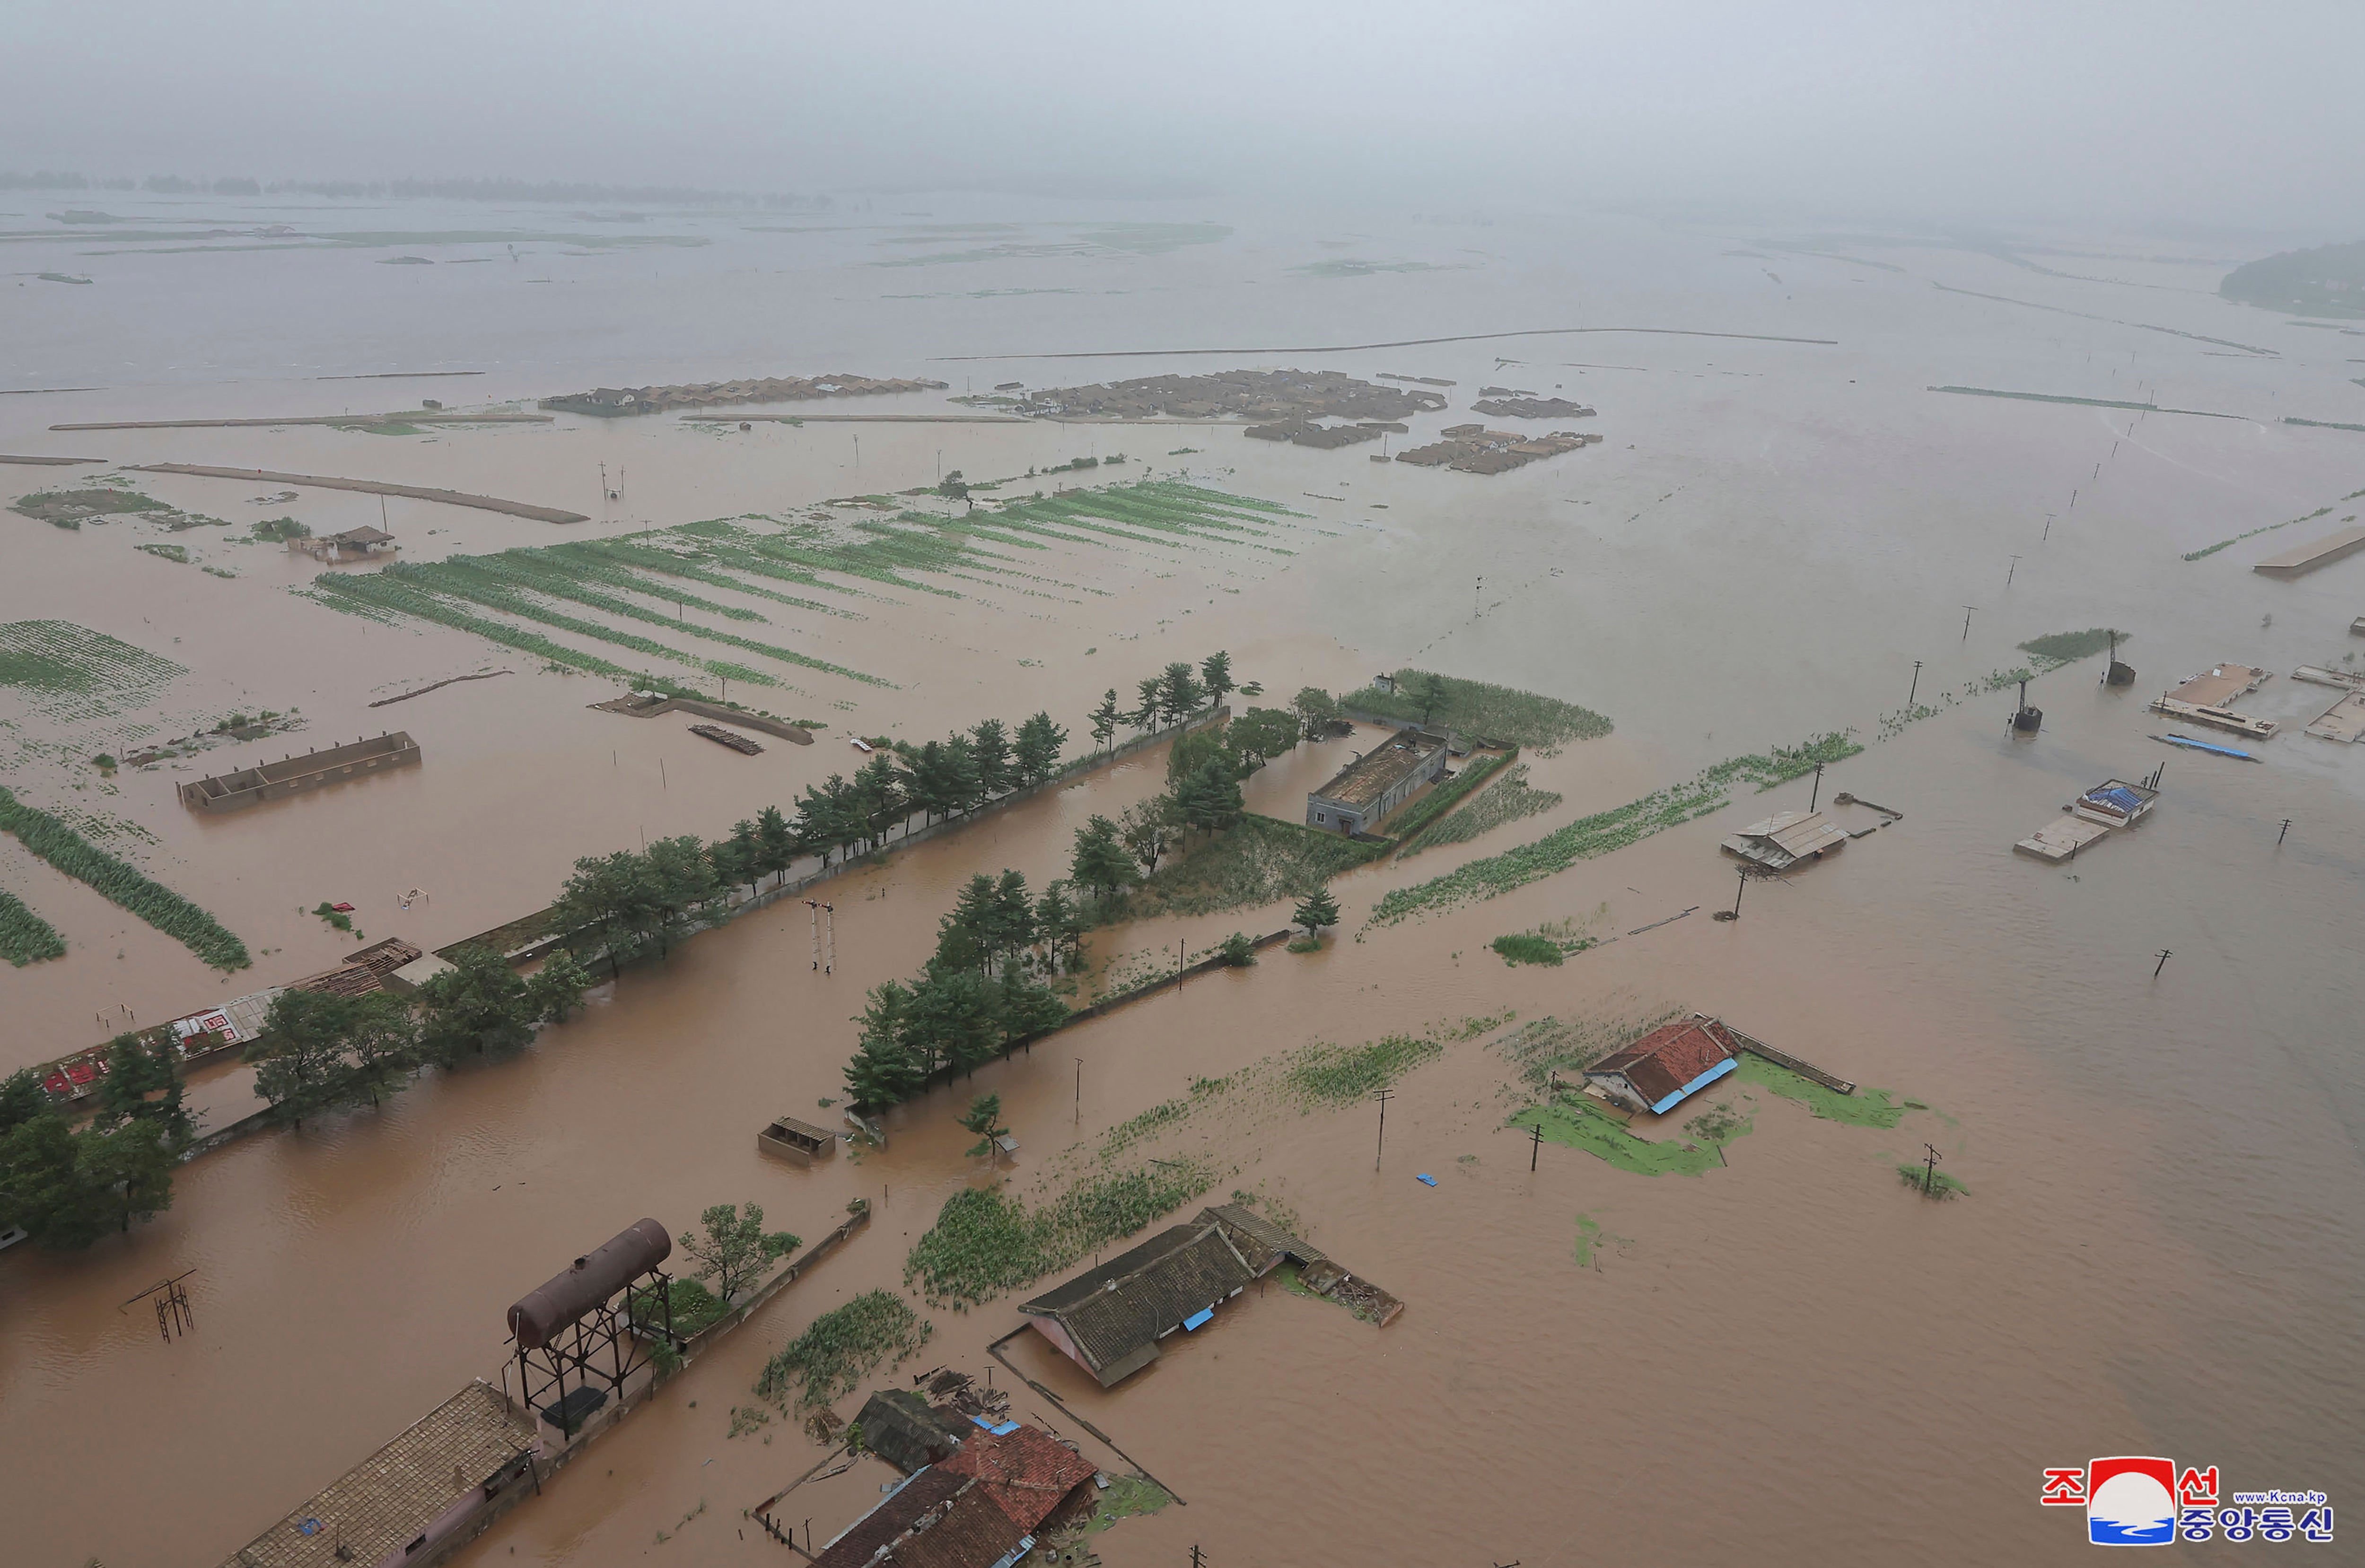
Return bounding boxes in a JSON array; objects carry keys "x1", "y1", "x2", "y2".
[
  {"x1": 1587, "y1": 1018, "x2": 1739, "y2": 1108},
  {"x1": 940, "y1": 1426, "x2": 1099, "y2": 1531}
]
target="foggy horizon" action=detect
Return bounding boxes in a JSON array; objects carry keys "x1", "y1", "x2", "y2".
[{"x1": 8, "y1": 0, "x2": 2364, "y2": 239}]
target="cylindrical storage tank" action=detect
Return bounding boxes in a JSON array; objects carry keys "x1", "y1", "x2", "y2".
[{"x1": 507, "y1": 1218, "x2": 671, "y2": 1349}]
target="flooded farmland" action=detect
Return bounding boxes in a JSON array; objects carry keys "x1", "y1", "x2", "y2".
[{"x1": 3, "y1": 186, "x2": 2362, "y2": 1568}]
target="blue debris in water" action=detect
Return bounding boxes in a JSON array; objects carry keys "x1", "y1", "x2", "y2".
[{"x1": 1415, "y1": 1173, "x2": 1438, "y2": 1186}]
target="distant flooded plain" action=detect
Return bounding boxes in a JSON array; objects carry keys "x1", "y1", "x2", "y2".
[{"x1": 1, "y1": 198, "x2": 2360, "y2": 1566}]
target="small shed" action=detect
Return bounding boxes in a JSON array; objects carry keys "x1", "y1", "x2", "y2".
[
  {"x1": 385, "y1": 953, "x2": 458, "y2": 995},
  {"x1": 1721, "y1": 809, "x2": 1847, "y2": 871},
  {"x1": 757, "y1": 1114, "x2": 838, "y2": 1167},
  {"x1": 854, "y1": 1389, "x2": 969, "y2": 1475},
  {"x1": 2069, "y1": 778, "x2": 2159, "y2": 828},
  {"x1": 1583, "y1": 1017, "x2": 1741, "y2": 1116}
]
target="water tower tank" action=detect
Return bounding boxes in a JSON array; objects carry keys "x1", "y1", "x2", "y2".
[{"x1": 507, "y1": 1218, "x2": 671, "y2": 1350}]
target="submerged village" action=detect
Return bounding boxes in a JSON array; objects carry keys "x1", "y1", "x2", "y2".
[{"x1": 4, "y1": 200, "x2": 2364, "y2": 1568}]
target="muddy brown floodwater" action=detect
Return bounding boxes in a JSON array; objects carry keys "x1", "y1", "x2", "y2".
[{"x1": 3, "y1": 199, "x2": 2362, "y2": 1568}]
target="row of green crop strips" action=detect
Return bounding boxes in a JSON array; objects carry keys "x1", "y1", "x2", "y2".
[
  {"x1": 0, "y1": 784, "x2": 248, "y2": 969},
  {"x1": 0, "y1": 884, "x2": 68, "y2": 966},
  {"x1": 306, "y1": 572, "x2": 761, "y2": 691},
  {"x1": 1368, "y1": 732, "x2": 1863, "y2": 925}
]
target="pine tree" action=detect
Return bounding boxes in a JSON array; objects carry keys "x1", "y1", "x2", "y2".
[
  {"x1": 727, "y1": 818, "x2": 763, "y2": 895},
  {"x1": 1034, "y1": 881, "x2": 1081, "y2": 972},
  {"x1": 1156, "y1": 662, "x2": 1207, "y2": 724},
  {"x1": 1014, "y1": 710, "x2": 1067, "y2": 784},
  {"x1": 957, "y1": 1093, "x2": 1009, "y2": 1159},
  {"x1": 970, "y1": 719, "x2": 1014, "y2": 798},
  {"x1": 1293, "y1": 887, "x2": 1341, "y2": 937},
  {"x1": 1199, "y1": 650, "x2": 1234, "y2": 706},
  {"x1": 755, "y1": 804, "x2": 797, "y2": 887},
  {"x1": 845, "y1": 982, "x2": 925, "y2": 1107},
  {"x1": 1089, "y1": 689, "x2": 1122, "y2": 750},
  {"x1": 1133, "y1": 676, "x2": 1164, "y2": 732},
  {"x1": 1070, "y1": 814, "x2": 1137, "y2": 901},
  {"x1": 96, "y1": 1032, "x2": 190, "y2": 1144},
  {"x1": 941, "y1": 733, "x2": 983, "y2": 814}
]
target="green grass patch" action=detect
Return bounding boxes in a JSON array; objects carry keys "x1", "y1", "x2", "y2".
[
  {"x1": 753, "y1": 1290, "x2": 933, "y2": 1411},
  {"x1": 252, "y1": 516, "x2": 310, "y2": 541},
  {"x1": 1510, "y1": 1099, "x2": 1738, "y2": 1176},
  {"x1": 1383, "y1": 751, "x2": 1507, "y2": 843},
  {"x1": 1490, "y1": 932, "x2": 1565, "y2": 966},
  {"x1": 1082, "y1": 1475, "x2": 1174, "y2": 1535},
  {"x1": 0, "y1": 885, "x2": 67, "y2": 965},
  {"x1": 1491, "y1": 1009, "x2": 1676, "y2": 1095},
  {"x1": 903, "y1": 1160, "x2": 1215, "y2": 1310},
  {"x1": 0, "y1": 784, "x2": 248, "y2": 968},
  {"x1": 2016, "y1": 627, "x2": 2127, "y2": 667},
  {"x1": 1114, "y1": 813, "x2": 1381, "y2": 923},
  {"x1": 1897, "y1": 1163, "x2": 1970, "y2": 1199},
  {"x1": 1400, "y1": 762, "x2": 1561, "y2": 856},
  {"x1": 1345, "y1": 671, "x2": 1610, "y2": 751},
  {"x1": 135, "y1": 542, "x2": 190, "y2": 564},
  {"x1": 10, "y1": 488, "x2": 167, "y2": 524},
  {"x1": 0, "y1": 621, "x2": 185, "y2": 721},
  {"x1": 1732, "y1": 1055, "x2": 1904, "y2": 1127},
  {"x1": 1367, "y1": 732, "x2": 1861, "y2": 926},
  {"x1": 629, "y1": 1276, "x2": 732, "y2": 1339},
  {"x1": 1572, "y1": 1213, "x2": 1602, "y2": 1267},
  {"x1": 1276, "y1": 1014, "x2": 1507, "y2": 1106}
]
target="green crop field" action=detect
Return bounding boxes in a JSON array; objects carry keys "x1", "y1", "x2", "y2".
[
  {"x1": 1344, "y1": 671, "x2": 1611, "y2": 751},
  {"x1": 0, "y1": 784, "x2": 248, "y2": 968},
  {"x1": 0, "y1": 885, "x2": 67, "y2": 966},
  {"x1": 1369, "y1": 732, "x2": 1861, "y2": 925},
  {"x1": 0, "y1": 621, "x2": 186, "y2": 721}
]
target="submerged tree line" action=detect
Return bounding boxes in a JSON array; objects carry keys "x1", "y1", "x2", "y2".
[
  {"x1": 0, "y1": 652, "x2": 1304, "y2": 1250},
  {"x1": 0, "y1": 947, "x2": 592, "y2": 1251},
  {"x1": 842, "y1": 662, "x2": 1355, "y2": 1114}
]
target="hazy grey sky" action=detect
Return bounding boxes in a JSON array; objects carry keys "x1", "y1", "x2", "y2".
[{"x1": 7, "y1": 0, "x2": 2359, "y2": 232}]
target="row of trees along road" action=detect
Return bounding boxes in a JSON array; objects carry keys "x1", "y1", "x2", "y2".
[
  {"x1": 550, "y1": 652, "x2": 1242, "y2": 975},
  {"x1": 0, "y1": 1036, "x2": 185, "y2": 1250},
  {"x1": 249, "y1": 946, "x2": 593, "y2": 1128}
]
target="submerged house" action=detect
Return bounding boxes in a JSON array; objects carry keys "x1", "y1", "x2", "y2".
[
  {"x1": 940, "y1": 1424, "x2": 1100, "y2": 1534},
  {"x1": 1016, "y1": 1221, "x2": 1256, "y2": 1388},
  {"x1": 854, "y1": 1389, "x2": 971, "y2": 1475},
  {"x1": 1016, "y1": 1205, "x2": 1388, "y2": 1386},
  {"x1": 1305, "y1": 728, "x2": 1449, "y2": 836},
  {"x1": 1583, "y1": 1017, "x2": 1742, "y2": 1116},
  {"x1": 1720, "y1": 809, "x2": 1847, "y2": 871}
]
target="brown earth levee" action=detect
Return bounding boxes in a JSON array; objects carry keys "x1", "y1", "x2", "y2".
[
  {"x1": 123, "y1": 463, "x2": 589, "y2": 523},
  {"x1": 0, "y1": 453, "x2": 105, "y2": 465}
]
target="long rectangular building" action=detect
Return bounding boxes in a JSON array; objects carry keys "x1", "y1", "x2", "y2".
[{"x1": 1305, "y1": 728, "x2": 1449, "y2": 835}]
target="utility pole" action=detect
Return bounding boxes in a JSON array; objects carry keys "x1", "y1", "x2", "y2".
[
  {"x1": 2043, "y1": 513, "x2": 2055, "y2": 541},
  {"x1": 1191, "y1": 1548, "x2": 1207, "y2": 1568},
  {"x1": 806, "y1": 900, "x2": 821, "y2": 970},
  {"x1": 1530, "y1": 1120, "x2": 1544, "y2": 1172},
  {"x1": 1729, "y1": 863, "x2": 1750, "y2": 919},
  {"x1": 2006, "y1": 555, "x2": 2021, "y2": 587},
  {"x1": 824, "y1": 904, "x2": 834, "y2": 975},
  {"x1": 1809, "y1": 761, "x2": 1824, "y2": 813},
  {"x1": 2278, "y1": 819, "x2": 2292, "y2": 846},
  {"x1": 1920, "y1": 1143, "x2": 1942, "y2": 1198},
  {"x1": 1075, "y1": 1057, "x2": 1084, "y2": 1121},
  {"x1": 2153, "y1": 948, "x2": 2171, "y2": 978},
  {"x1": 1962, "y1": 605, "x2": 1977, "y2": 643},
  {"x1": 1372, "y1": 1088, "x2": 1393, "y2": 1171},
  {"x1": 1908, "y1": 660, "x2": 1922, "y2": 707}
]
